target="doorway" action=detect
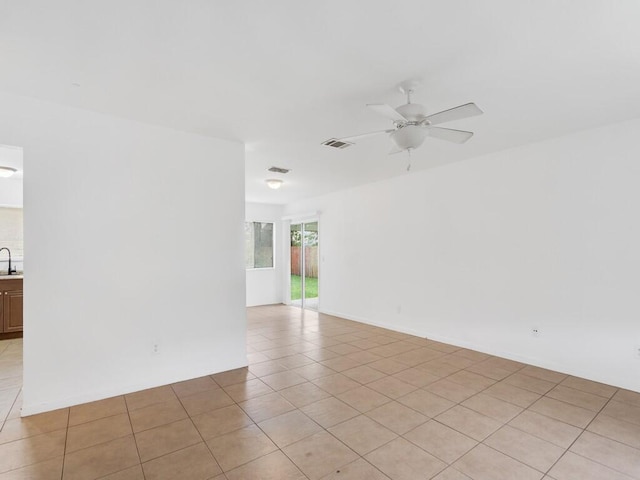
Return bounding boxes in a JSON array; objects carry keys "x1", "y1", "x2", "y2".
[
  {"x1": 0, "y1": 144, "x2": 24, "y2": 424},
  {"x1": 290, "y1": 221, "x2": 319, "y2": 310}
]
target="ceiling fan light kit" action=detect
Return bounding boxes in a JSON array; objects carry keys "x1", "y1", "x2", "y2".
[
  {"x1": 391, "y1": 125, "x2": 428, "y2": 151},
  {"x1": 324, "y1": 80, "x2": 483, "y2": 157}
]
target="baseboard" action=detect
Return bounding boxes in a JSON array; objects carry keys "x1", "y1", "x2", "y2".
[
  {"x1": 319, "y1": 309, "x2": 428, "y2": 338},
  {"x1": 21, "y1": 358, "x2": 248, "y2": 417},
  {"x1": 318, "y1": 308, "x2": 640, "y2": 393}
]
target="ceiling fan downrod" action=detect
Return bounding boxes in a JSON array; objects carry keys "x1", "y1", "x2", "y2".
[{"x1": 399, "y1": 79, "x2": 421, "y2": 105}]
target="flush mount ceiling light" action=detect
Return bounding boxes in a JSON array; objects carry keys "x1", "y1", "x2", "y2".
[
  {"x1": 266, "y1": 179, "x2": 283, "y2": 190},
  {"x1": 0, "y1": 166, "x2": 17, "y2": 178}
]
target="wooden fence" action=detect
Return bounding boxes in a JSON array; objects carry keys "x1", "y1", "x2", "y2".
[{"x1": 290, "y1": 246, "x2": 318, "y2": 277}]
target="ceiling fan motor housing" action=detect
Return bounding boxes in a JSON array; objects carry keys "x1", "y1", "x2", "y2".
[{"x1": 395, "y1": 103, "x2": 427, "y2": 122}]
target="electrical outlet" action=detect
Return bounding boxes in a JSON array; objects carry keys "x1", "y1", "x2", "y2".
[
  {"x1": 396, "y1": 305, "x2": 402, "y2": 314},
  {"x1": 152, "y1": 344, "x2": 160, "y2": 354},
  {"x1": 532, "y1": 327, "x2": 540, "y2": 337},
  {"x1": 636, "y1": 346, "x2": 640, "y2": 358}
]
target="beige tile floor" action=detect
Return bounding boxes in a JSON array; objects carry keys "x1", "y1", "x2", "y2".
[{"x1": 1, "y1": 305, "x2": 640, "y2": 479}]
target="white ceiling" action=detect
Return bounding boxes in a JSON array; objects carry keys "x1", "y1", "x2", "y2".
[{"x1": 1, "y1": 1, "x2": 639, "y2": 204}]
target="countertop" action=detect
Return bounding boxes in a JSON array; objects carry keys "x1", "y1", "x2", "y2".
[{"x1": 0, "y1": 274, "x2": 23, "y2": 280}]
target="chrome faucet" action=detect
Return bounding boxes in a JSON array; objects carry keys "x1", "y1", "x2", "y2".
[{"x1": 0, "y1": 247, "x2": 16, "y2": 275}]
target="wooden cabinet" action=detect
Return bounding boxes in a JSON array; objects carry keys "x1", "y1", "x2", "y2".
[{"x1": 0, "y1": 278, "x2": 23, "y2": 335}]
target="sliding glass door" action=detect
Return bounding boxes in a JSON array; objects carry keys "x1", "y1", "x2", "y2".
[{"x1": 290, "y1": 221, "x2": 319, "y2": 310}]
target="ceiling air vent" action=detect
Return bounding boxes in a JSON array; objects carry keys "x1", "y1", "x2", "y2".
[
  {"x1": 322, "y1": 138, "x2": 353, "y2": 149},
  {"x1": 268, "y1": 166, "x2": 290, "y2": 174}
]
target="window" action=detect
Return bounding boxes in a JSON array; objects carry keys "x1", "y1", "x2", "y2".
[{"x1": 245, "y1": 222, "x2": 274, "y2": 269}]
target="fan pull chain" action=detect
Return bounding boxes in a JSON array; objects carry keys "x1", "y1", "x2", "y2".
[{"x1": 406, "y1": 148, "x2": 412, "y2": 171}]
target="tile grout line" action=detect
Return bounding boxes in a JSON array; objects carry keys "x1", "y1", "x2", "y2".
[
  {"x1": 172, "y1": 381, "x2": 226, "y2": 478},
  {"x1": 59, "y1": 405, "x2": 70, "y2": 480},
  {"x1": 123, "y1": 394, "x2": 146, "y2": 480},
  {"x1": 540, "y1": 388, "x2": 621, "y2": 478},
  {"x1": 251, "y1": 407, "x2": 317, "y2": 479},
  {"x1": 0, "y1": 385, "x2": 22, "y2": 431}
]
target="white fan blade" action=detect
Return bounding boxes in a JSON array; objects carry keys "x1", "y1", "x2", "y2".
[
  {"x1": 367, "y1": 104, "x2": 407, "y2": 123},
  {"x1": 389, "y1": 145, "x2": 404, "y2": 155},
  {"x1": 340, "y1": 129, "x2": 394, "y2": 142},
  {"x1": 428, "y1": 127, "x2": 474, "y2": 143},
  {"x1": 424, "y1": 103, "x2": 483, "y2": 125}
]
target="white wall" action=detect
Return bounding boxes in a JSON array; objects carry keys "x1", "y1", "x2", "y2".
[
  {"x1": 0, "y1": 91, "x2": 247, "y2": 415},
  {"x1": 246, "y1": 202, "x2": 284, "y2": 306},
  {"x1": 284, "y1": 118, "x2": 640, "y2": 393}
]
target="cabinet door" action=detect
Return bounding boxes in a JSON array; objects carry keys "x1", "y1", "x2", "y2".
[{"x1": 3, "y1": 290, "x2": 23, "y2": 333}]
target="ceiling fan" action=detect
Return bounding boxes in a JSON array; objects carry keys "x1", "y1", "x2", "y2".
[{"x1": 323, "y1": 80, "x2": 483, "y2": 155}]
